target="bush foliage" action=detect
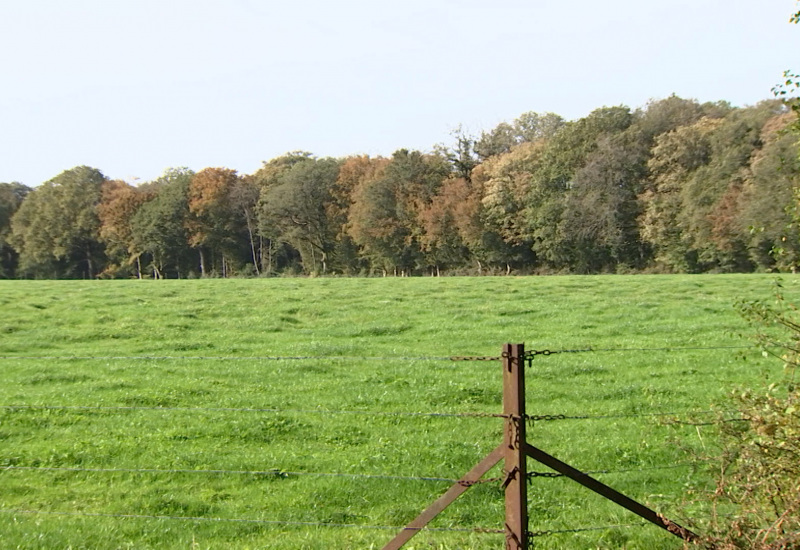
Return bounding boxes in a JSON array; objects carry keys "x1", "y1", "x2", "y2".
[{"x1": 706, "y1": 283, "x2": 800, "y2": 549}]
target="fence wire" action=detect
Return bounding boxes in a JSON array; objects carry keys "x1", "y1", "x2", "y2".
[
  {"x1": 0, "y1": 508, "x2": 503, "y2": 534},
  {"x1": 0, "y1": 355, "x2": 454, "y2": 362},
  {"x1": 0, "y1": 465, "x2": 466, "y2": 484},
  {"x1": 0, "y1": 344, "x2": 758, "y2": 363},
  {"x1": 541, "y1": 344, "x2": 754, "y2": 354},
  {"x1": 0, "y1": 404, "x2": 506, "y2": 420},
  {"x1": 528, "y1": 460, "x2": 711, "y2": 479},
  {"x1": 0, "y1": 343, "x2": 746, "y2": 545},
  {"x1": 528, "y1": 522, "x2": 648, "y2": 537},
  {"x1": 0, "y1": 404, "x2": 742, "y2": 425},
  {"x1": 3, "y1": 460, "x2": 703, "y2": 484},
  {"x1": 526, "y1": 410, "x2": 745, "y2": 422}
]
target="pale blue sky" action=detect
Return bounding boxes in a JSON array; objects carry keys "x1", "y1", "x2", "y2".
[{"x1": 1, "y1": 0, "x2": 798, "y2": 186}]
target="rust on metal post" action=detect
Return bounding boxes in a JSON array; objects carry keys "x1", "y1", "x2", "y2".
[
  {"x1": 522, "y1": 442, "x2": 699, "y2": 543},
  {"x1": 382, "y1": 444, "x2": 504, "y2": 550},
  {"x1": 503, "y1": 343, "x2": 528, "y2": 550}
]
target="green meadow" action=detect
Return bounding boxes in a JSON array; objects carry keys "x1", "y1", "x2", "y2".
[{"x1": 0, "y1": 274, "x2": 796, "y2": 549}]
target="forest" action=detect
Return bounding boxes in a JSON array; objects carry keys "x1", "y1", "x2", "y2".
[{"x1": 1, "y1": 95, "x2": 799, "y2": 279}]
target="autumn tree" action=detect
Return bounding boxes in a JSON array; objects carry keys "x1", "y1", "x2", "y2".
[
  {"x1": 735, "y1": 112, "x2": 800, "y2": 271},
  {"x1": 345, "y1": 149, "x2": 449, "y2": 275},
  {"x1": 417, "y1": 177, "x2": 481, "y2": 274},
  {"x1": 97, "y1": 179, "x2": 156, "y2": 277},
  {"x1": 639, "y1": 117, "x2": 723, "y2": 271},
  {"x1": 186, "y1": 167, "x2": 250, "y2": 276},
  {"x1": 329, "y1": 155, "x2": 389, "y2": 274},
  {"x1": 470, "y1": 141, "x2": 544, "y2": 271},
  {"x1": 639, "y1": 102, "x2": 793, "y2": 273},
  {"x1": 680, "y1": 101, "x2": 785, "y2": 271}
]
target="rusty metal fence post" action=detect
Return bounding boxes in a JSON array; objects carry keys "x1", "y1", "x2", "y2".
[
  {"x1": 383, "y1": 343, "x2": 699, "y2": 549},
  {"x1": 502, "y1": 343, "x2": 528, "y2": 549}
]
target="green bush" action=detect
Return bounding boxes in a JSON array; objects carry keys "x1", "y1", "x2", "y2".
[{"x1": 706, "y1": 282, "x2": 800, "y2": 549}]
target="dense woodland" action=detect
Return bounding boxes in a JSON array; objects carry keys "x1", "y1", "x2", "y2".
[{"x1": 1, "y1": 95, "x2": 799, "y2": 279}]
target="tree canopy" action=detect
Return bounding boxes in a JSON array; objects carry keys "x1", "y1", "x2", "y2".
[{"x1": 5, "y1": 97, "x2": 799, "y2": 278}]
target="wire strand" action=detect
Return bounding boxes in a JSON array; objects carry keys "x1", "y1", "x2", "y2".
[
  {"x1": 0, "y1": 344, "x2": 758, "y2": 362},
  {"x1": 549, "y1": 345, "x2": 755, "y2": 354},
  {"x1": 0, "y1": 404, "x2": 504, "y2": 420},
  {"x1": 528, "y1": 460, "x2": 710, "y2": 479},
  {"x1": 0, "y1": 355, "x2": 453, "y2": 362},
  {"x1": 0, "y1": 465, "x2": 462, "y2": 484},
  {"x1": 2, "y1": 404, "x2": 740, "y2": 422},
  {"x1": 529, "y1": 522, "x2": 648, "y2": 537},
  {"x1": 0, "y1": 508, "x2": 503, "y2": 534}
]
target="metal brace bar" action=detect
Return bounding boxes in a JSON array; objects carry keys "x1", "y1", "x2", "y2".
[
  {"x1": 381, "y1": 444, "x2": 504, "y2": 550},
  {"x1": 522, "y1": 442, "x2": 699, "y2": 543}
]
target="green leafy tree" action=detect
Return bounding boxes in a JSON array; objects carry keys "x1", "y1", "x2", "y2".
[
  {"x1": 526, "y1": 106, "x2": 634, "y2": 269},
  {"x1": 229, "y1": 175, "x2": 262, "y2": 275},
  {"x1": 474, "y1": 111, "x2": 564, "y2": 160},
  {"x1": 10, "y1": 166, "x2": 106, "y2": 278},
  {"x1": 254, "y1": 152, "x2": 316, "y2": 274},
  {"x1": 474, "y1": 121, "x2": 518, "y2": 160},
  {"x1": 259, "y1": 156, "x2": 341, "y2": 275},
  {"x1": 556, "y1": 134, "x2": 648, "y2": 272},
  {"x1": 772, "y1": 4, "x2": 800, "y2": 145},
  {"x1": 0, "y1": 182, "x2": 30, "y2": 278},
  {"x1": 439, "y1": 126, "x2": 478, "y2": 182},
  {"x1": 129, "y1": 168, "x2": 194, "y2": 278}
]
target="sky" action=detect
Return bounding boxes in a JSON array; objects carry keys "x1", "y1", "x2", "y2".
[{"x1": 1, "y1": 0, "x2": 798, "y2": 186}]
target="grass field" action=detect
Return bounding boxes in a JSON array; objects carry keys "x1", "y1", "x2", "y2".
[{"x1": 0, "y1": 274, "x2": 797, "y2": 549}]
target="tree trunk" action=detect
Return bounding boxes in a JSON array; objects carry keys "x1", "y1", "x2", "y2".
[
  {"x1": 245, "y1": 210, "x2": 260, "y2": 275},
  {"x1": 259, "y1": 236, "x2": 265, "y2": 275},
  {"x1": 86, "y1": 252, "x2": 94, "y2": 279},
  {"x1": 199, "y1": 249, "x2": 206, "y2": 277}
]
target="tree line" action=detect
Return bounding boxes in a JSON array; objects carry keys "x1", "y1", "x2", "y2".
[{"x1": 1, "y1": 95, "x2": 798, "y2": 279}]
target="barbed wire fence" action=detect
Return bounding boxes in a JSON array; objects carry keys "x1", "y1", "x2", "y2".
[{"x1": 0, "y1": 343, "x2": 759, "y2": 547}]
